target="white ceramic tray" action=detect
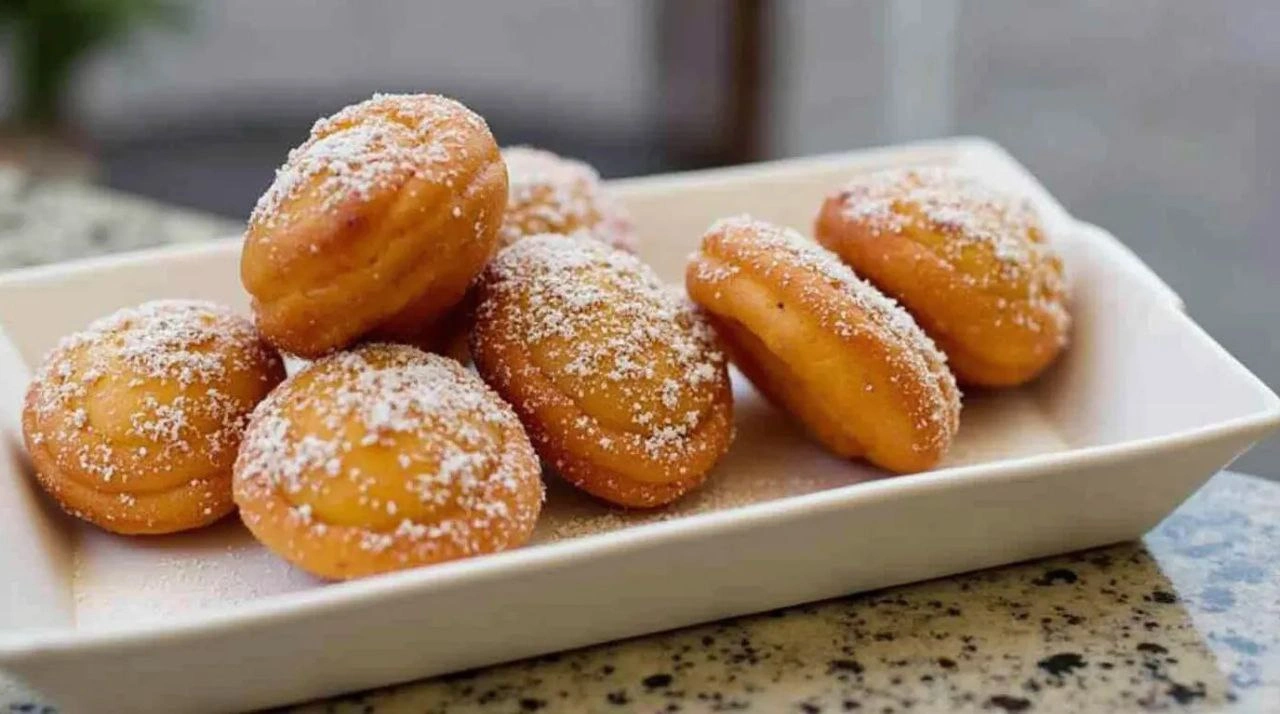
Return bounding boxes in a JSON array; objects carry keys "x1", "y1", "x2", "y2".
[{"x1": 1, "y1": 139, "x2": 1276, "y2": 713}]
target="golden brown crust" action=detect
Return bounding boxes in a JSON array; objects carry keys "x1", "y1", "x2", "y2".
[
  {"x1": 233, "y1": 344, "x2": 543, "y2": 580},
  {"x1": 21, "y1": 300, "x2": 285, "y2": 534},
  {"x1": 471, "y1": 235, "x2": 732, "y2": 508},
  {"x1": 499, "y1": 146, "x2": 635, "y2": 251},
  {"x1": 364, "y1": 285, "x2": 476, "y2": 364},
  {"x1": 686, "y1": 216, "x2": 960, "y2": 473},
  {"x1": 241, "y1": 93, "x2": 506, "y2": 357},
  {"x1": 815, "y1": 167, "x2": 1069, "y2": 387}
]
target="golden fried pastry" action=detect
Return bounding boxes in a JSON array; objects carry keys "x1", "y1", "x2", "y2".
[
  {"x1": 233, "y1": 344, "x2": 543, "y2": 580},
  {"x1": 471, "y1": 234, "x2": 732, "y2": 508},
  {"x1": 22, "y1": 300, "x2": 285, "y2": 535},
  {"x1": 371, "y1": 295, "x2": 474, "y2": 363},
  {"x1": 815, "y1": 166, "x2": 1069, "y2": 387},
  {"x1": 687, "y1": 216, "x2": 960, "y2": 473},
  {"x1": 241, "y1": 93, "x2": 507, "y2": 358},
  {"x1": 382, "y1": 146, "x2": 636, "y2": 359},
  {"x1": 499, "y1": 146, "x2": 635, "y2": 251}
]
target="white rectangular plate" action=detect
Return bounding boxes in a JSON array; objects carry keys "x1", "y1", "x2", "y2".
[{"x1": 1, "y1": 139, "x2": 1276, "y2": 713}]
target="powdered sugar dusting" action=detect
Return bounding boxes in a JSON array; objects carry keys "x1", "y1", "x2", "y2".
[
  {"x1": 699, "y1": 216, "x2": 960, "y2": 452},
  {"x1": 235, "y1": 344, "x2": 541, "y2": 559},
  {"x1": 500, "y1": 146, "x2": 635, "y2": 251},
  {"x1": 837, "y1": 167, "x2": 1038, "y2": 261},
  {"x1": 249, "y1": 93, "x2": 490, "y2": 229},
  {"x1": 475, "y1": 235, "x2": 726, "y2": 465},
  {"x1": 833, "y1": 166, "x2": 1069, "y2": 340},
  {"x1": 540, "y1": 381, "x2": 1065, "y2": 540},
  {"x1": 27, "y1": 300, "x2": 281, "y2": 497}
]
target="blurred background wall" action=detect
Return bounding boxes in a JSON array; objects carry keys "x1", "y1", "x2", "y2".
[{"x1": 1, "y1": 0, "x2": 1276, "y2": 475}]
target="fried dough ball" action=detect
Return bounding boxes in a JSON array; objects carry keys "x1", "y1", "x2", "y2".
[
  {"x1": 383, "y1": 147, "x2": 637, "y2": 360},
  {"x1": 471, "y1": 235, "x2": 732, "y2": 508},
  {"x1": 233, "y1": 344, "x2": 543, "y2": 580},
  {"x1": 369, "y1": 294, "x2": 474, "y2": 363},
  {"x1": 815, "y1": 167, "x2": 1069, "y2": 386},
  {"x1": 241, "y1": 93, "x2": 507, "y2": 357},
  {"x1": 686, "y1": 216, "x2": 960, "y2": 473},
  {"x1": 499, "y1": 146, "x2": 635, "y2": 251},
  {"x1": 22, "y1": 300, "x2": 285, "y2": 535}
]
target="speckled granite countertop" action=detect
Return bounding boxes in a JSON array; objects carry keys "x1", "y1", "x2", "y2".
[
  {"x1": 281, "y1": 470, "x2": 1278, "y2": 714},
  {"x1": 1, "y1": 176, "x2": 1277, "y2": 713},
  {"x1": 8, "y1": 474, "x2": 1275, "y2": 714},
  {"x1": 0, "y1": 166, "x2": 239, "y2": 268}
]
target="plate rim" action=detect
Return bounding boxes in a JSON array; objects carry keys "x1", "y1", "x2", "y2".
[
  {"x1": 1, "y1": 390, "x2": 1275, "y2": 658},
  {"x1": 1, "y1": 136, "x2": 1275, "y2": 661}
]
